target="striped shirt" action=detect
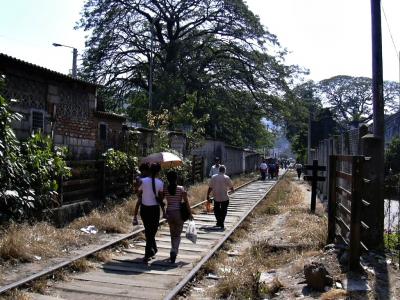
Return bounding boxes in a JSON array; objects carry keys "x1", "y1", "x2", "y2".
[{"x1": 164, "y1": 186, "x2": 185, "y2": 211}]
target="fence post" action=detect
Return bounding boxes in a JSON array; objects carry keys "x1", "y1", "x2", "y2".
[
  {"x1": 310, "y1": 159, "x2": 318, "y2": 213},
  {"x1": 192, "y1": 155, "x2": 196, "y2": 184},
  {"x1": 201, "y1": 157, "x2": 205, "y2": 182},
  {"x1": 98, "y1": 160, "x2": 106, "y2": 199},
  {"x1": 328, "y1": 155, "x2": 337, "y2": 244},
  {"x1": 58, "y1": 175, "x2": 64, "y2": 207},
  {"x1": 349, "y1": 156, "x2": 363, "y2": 271},
  {"x1": 361, "y1": 134, "x2": 384, "y2": 250}
]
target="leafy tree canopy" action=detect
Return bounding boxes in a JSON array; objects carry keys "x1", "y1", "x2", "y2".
[
  {"x1": 317, "y1": 75, "x2": 400, "y2": 128},
  {"x1": 283, "y1": 81, "x2": 322, "y2": 162},
  {"x1": 78, "y1": 0, "x2": 296, "y2": 147}
]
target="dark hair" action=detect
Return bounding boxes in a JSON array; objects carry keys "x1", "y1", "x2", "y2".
[
  {"x1": 219, "y1": 165, "x2": 226, "y2": 173},
  {"x1": 150, "y1": 163, "x2": 161, "y2": 178},
  {"x1": 139, "y1": 162, "x2": 150, "y2": 173},
  {"x1": 166, "y1": 171, "x2": 178, "y2": 196}
]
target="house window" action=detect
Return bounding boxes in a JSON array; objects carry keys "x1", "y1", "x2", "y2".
[
  {"x1": 99, "y1": 123, "x2": 107, "y2": 141},
  {"x1": 31, "y1": 110, "x2": 44, "y2": 132}
]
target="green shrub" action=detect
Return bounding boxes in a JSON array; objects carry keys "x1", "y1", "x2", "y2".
[
  {"x1": 103, "y1": 148, "x2": 137, "y2": 174},
  {"x1": 22, "y1": 132, "x2": 71, "y2": 212},
  {"x1": 0, "y1": 95, "x2": 33, "y2": 220}
]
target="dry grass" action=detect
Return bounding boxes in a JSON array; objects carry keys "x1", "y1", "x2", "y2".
[
  {"x1": 70, "y1": 258, "x2": 94, "y2": 272},
  {"x1": 321, "y1": 289, "x2": 349, "y2": 300},
  {"x1": 0, "y1": 290, "x2": 32, "y2": 300},
  {"x1": 69, "y1": 206, "x2": 132, "y2": 234},
  {"x1": 286, "y1": 212, "x2": 328, "y2": 249},
  {"x1": 30, "y1": 278, "x2": 48, "y2": 294},
  {"x1": 0, "y1": 223, "x2": 88, "y2": 263},
  {"x1": 92, "y1": 249, "x2": 113, "y2": 262},
  {"x1": 187, "y1": 182, "x2": 209, "y2": 206}
]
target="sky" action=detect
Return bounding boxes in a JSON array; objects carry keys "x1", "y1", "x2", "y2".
[{"x1": 0, "y1": 0, "x2": 399, "y2": 83}]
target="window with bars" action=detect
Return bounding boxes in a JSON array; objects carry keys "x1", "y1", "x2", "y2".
[{"x1": 31, "y1": 110, "x2": 44, "y2": 132}]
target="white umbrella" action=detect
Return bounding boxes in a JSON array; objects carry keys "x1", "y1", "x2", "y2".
[{"x1": 141, "y1": 152, "x2": 183, "y2": 168}]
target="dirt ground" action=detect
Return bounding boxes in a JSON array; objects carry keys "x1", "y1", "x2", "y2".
[{"x1": 184, "y1": 171, "x2": 400, "y2": 300}]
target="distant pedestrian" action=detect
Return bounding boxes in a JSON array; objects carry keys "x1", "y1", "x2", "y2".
[
  {"x1": 275, "y1": 162, "x2": 280, "y2": 178},
  {"x1": 207, "y1": 165, "x2": 234, "y2": 230},
  {"x1": 163, "y1": 171, "x2": 193, "y2": 263},
  {"x1": 268, "y1": 160, "x2": 276, "y2": 179},
  {"x1": 295, "y1": 162, "x2": 303, "y2": 180},
  {"x1": 132, "y1": 162, "x2": 150, "y2": 226},
  {"x1": 138, "y1": 163, "x2": 164, "y2": 262},
  {"x1": 209, "y1": 157, "x2": 221, "y2": 177},
  {"x1": 259, "y1": 159, "x2": 268, "y2": 180}
]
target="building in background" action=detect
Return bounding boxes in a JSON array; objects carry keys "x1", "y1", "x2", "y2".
[{"x1": 0, "y1": 53, "x2": 125, "y2": 159}]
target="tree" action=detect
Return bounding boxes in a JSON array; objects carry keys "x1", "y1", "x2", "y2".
[
  {"x1": 317, "y1": 75, "x2": 399, "y2": 128},
  {"x1": 78, "y1": 0, "x2": 294, "y2": 146},
  {"x1": 284, "y1": 81, "x2": 322, "y2": 162}
]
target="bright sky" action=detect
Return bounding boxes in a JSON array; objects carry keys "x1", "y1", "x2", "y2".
[{"x1": 0, "y1": 0, "x2": 399, "y2": 82}]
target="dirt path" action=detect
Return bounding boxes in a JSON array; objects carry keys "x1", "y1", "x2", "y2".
[{"x1": 184, "y1": 171, "x2": 400, "y2": 300}]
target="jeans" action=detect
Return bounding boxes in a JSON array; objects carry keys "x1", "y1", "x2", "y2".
[
  {"x1": 214, "y1": 200, "x2": 229, "y2": 227},
  {"x1": 166, "y1": 209, "x2": 184, "y2": 255},
  {"x1": 140, "y1": 204, "x2": 160, "y2": 258}
]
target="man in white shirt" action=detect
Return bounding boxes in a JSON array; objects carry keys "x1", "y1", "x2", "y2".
[
  {"x1": 207, "y1": 165, "x2": 234, "y2": 229},
  {"x1": 209, "y1": 157, "x2": 221, "y2": 177},
  {"x1": 259, "y1": 159, "x2": 268, "y2": 181}
]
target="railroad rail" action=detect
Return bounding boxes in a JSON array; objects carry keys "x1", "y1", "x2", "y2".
[{"x1": 3, "y1": 176, "x2": 281, "y2": 299}]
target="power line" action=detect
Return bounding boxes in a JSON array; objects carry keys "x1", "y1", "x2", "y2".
[{"x1": 381, "y1": 2, "x2": 399, "y2": 59}]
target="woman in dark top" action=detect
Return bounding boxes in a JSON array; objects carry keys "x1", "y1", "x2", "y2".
[{"x1": 138, "y1": 163, "x2": 164, "y2": 262}]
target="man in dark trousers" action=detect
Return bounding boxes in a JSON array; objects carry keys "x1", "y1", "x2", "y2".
[{"x1": 207, "y1": 165, "x2": 234, "y2": 229}]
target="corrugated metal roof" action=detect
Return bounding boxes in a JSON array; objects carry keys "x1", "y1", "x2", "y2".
[
  {"x1": 94, "y1": 110, "x2": 126, "y2": 120},
  {"x1": 0, "y1": 52, "x2": 97, "y2": 87}
]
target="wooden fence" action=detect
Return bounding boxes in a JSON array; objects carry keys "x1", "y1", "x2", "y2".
[
  {"x1": 60, "y1": 156, "x2": 206, "y2": 206},
  {"x1": 191, "y1": 155, "x2": 204, "y2": 184},
  {"x1": 327, "y1": 155, "x2": 371, "y2": 270},
  {"x1": 60, "y1": 160, "x2": 133, "y2": 205}
]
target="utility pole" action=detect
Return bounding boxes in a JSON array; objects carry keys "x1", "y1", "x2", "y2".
[
  {"x1": 148, "y1": 20, "x2": 154, "y2": 111},
  {"x1": 361, "y1": 0, "x2": 385, "y2": 250},
  {"x1": 52, "y1": 43, "x2": 78, "y2": 78}
]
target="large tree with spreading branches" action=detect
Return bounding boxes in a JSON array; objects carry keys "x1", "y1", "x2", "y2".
[{"x1": 78, "y1": 0, "x2": 296, "y2": 146}]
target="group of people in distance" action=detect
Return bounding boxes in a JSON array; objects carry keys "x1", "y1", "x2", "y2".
[
  {"x1": 259, "y1": 158, "x2": 280, "y2": 180},
  {"x1": 132, "y1": 156, "x2": 234, "y2": 264}
]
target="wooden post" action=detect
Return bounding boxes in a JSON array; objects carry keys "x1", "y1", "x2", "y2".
[
  {"x1": 58, "y1": 175, "x2": 64, "y2": 207},
  {"x1": 191, "y1": 155, "x2": 196, "y2": 184},
  {"x1": 361, "y1": 134, "x2": 384, "y2": 250},
  {"x1": 328, "y1": 155, "x2": 337, "y2": 243},
  {"x1": 304, "y1": 160, "x2": 326, "y2": 213},
  {"x1": 201, "y1": 157, "x2": 204, "y2": 182},
  {"x1": 98, "y1": 160, "x2": 106, "y2": 199},
  {"x1": 310, "y1": 160, "x2": 318, "y2": 213},
  {"x1": 349, "y1": 156, "x2": 363, "y2": 271}
]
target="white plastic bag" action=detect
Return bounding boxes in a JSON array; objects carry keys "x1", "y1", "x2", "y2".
[{"x1": 185, "y1": 220, "x2": 197, "y2": 244}]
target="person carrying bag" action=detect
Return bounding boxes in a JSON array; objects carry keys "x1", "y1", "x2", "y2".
[
  {"x1": 163, "y1": 171, "x2": 193, "y2": 263},
  {"x1": 138, "y1": 163, "x2": 163, "y2": 262}
]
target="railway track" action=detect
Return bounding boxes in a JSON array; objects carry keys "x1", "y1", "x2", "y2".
[{"x1": 5, "y1": 176, "x2": 281, "y2": 300}]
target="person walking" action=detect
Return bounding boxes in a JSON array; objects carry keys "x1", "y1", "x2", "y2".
[
  {"x1": 138, "y1": 163, "x2": 164, "y2": 262},
  {"x1": 209, "y1": 157, "x2": 221, "y2": 177},
  {"x1": 132, "y1": 162, "x2": 150, "y2": 226},
  {"x1": 259, "y1": 159, "x2": 268, "y2": 181},
  {"x1": 295, "y1": 162, "x2": 303, "y2": 180},
  {"x1": 163, "y1": 171, "x2": 193, "y2": 263},
  {"x1": 207, "y1": 165, "x2": 234, "y2": 230}
]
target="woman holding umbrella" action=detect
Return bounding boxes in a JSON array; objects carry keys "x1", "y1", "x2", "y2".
[{"x1": 138, "y1": 163, "x2": 164, "y2": 262}]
